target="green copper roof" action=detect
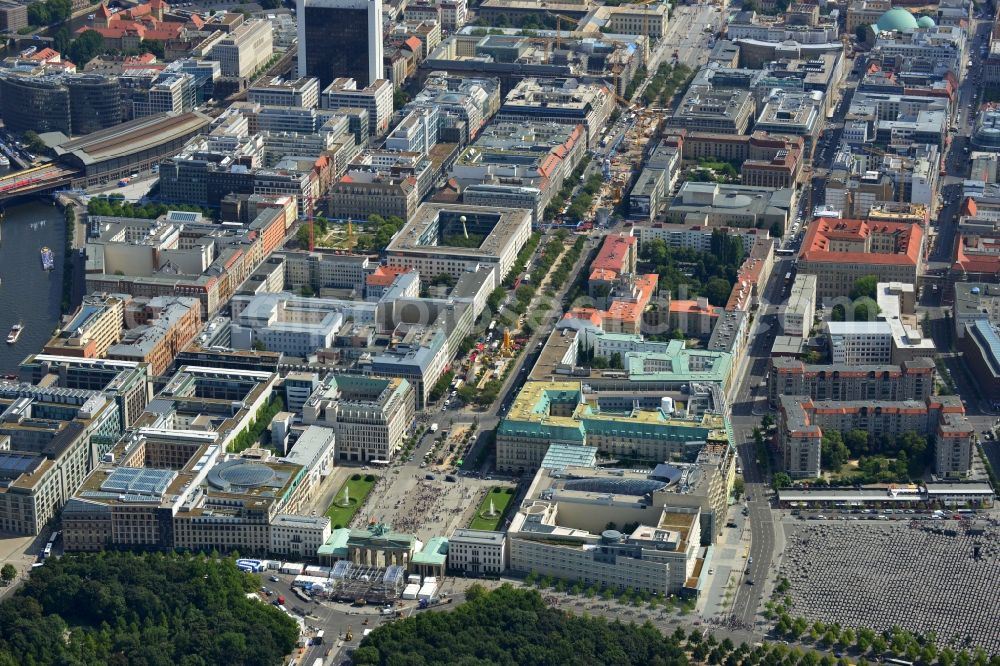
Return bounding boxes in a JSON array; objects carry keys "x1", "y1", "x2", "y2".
[{"x1": 876, "y1": 8, "x2": 919, "y2": 32}]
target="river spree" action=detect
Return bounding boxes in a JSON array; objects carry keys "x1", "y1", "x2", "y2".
[{"x1": 0, "y1": 200, "x2": 65, "y2": 374}]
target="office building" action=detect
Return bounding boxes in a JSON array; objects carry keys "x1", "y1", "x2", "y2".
[
  {"x1": 278, "y1": 251, "x2": 370, "y2": 294},
  {"x1": 385, "y1": 203, "x2": 532, "y2": 283},
  {"x1": 302, "y1": 375, "x2": 414, "y2": 463},
  {"x1": 825, "y1": 321, "x2": 893, "y2": 364},
  {"x1": 211, "y1": 19, "x2": 274, "y2": 78},
  {"x1": 496, "y1": 78, "x2": 615, "y2": 148},
  {"x1": 0, "y1": 1, "x2": 28, "y2": 32},
  {"x1": 298, "y1": 0, "x2": 384, "y2": 88},
  {"x1": 0, "y1": 381, "x2": 123, "y2": 535},
  {"x1": 44, "y1": 293, "x2": 127, "y2": 359},
  {"x1": 447, "y1": 529, "x2": 506, "y2": 575},
  {"x1": 664, "y1": 182, "x2": 793, "y2": 231},
  {"x1": 18, "y1": 354, "x2": 152, "y2": 428},
  {"x1": 496, "y1": 381, "x2": 730, "y2": 474},
  {"x1": 404, "y1": 72, "x2": 501, "y2": 144},
  {"x1": 783, "y1": 274, "x2": 816, "y2": 339},
  {"x1": 754, "y1": 90, "x2": 821, "y2": 144},
  {"x1": 875, "y1": 281, "x2": 935, "y2": 363},
  {"x1": 507, "y1": 460, "x2": 733, "y2": 595},
  {"x1": 384, "y1": 106, "x2": 439, "y2": 157},
  {"x1": 370, "y1": 326, "x2": 449, "y2": 408},
  {"x1": 667, "y1": 87, "x2": 755, "y2": 135},
  {"x1": 797, "y1": 218, "x2": 924, "y2": 299},
  {"x1": 631, "y1": 223, "x2": 768, "y2": 255},
  {"x1": 847, "y1": 0, "x2": 891, "y2": 33},
  {"x1": 86, "y1": 204, "x2": 295, "y2": 318},
  {"x1": 230, "y1": 292, "x2": 373, "y2": 356},
  {"x1": 952, "y1": 283, "x2": 1000, "y2": 338},
  {"x1": 452, "y1": 121, "x2": 586, "y2": 224},
  {"x1": 958, "y1": 319, "x2": 1000, "y2": 402},
  {"x1": 320, "y1": 77, "x2": 394, "y2": 136},
  {"x1": 106, "y1": 296, "x2": 202, "y2": 376},
  {"x1": 270, "y1": 513, "x2": 333, "y2": 558},
  {"x1": 66, "y1": 74, "x2": 124, "y2": 136},
  {"x1": 330, "y1": 169, "x2": 420, "y2": 223},
  {"x1": 248, "y1": 76, "x2": 321, "y2": 108},
  {"x1": 0, "y1": 74, "x2": 71, "y2": 134}
]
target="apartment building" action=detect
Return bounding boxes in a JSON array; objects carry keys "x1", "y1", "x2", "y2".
[
  {"x1": 768, "y1": 357, "x2": 935, "y2": 406},
  {"x1": 778, "y1": 395, "x2": 973, "y2": 479},
  {"x1": 302, "y1": 375, "x2": 415, "y2": 463}
]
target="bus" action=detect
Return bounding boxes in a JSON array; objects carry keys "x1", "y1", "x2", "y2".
[
  {"x1": 884, "y1": 659, "x2": 915, "y2": 666},
  {"x1": 775, "y1": 247, "x2": 796, "y2": 256}
]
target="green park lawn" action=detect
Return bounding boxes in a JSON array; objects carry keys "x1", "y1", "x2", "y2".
[
  {"x1": 468, "y1": 486, "x2": 516, "y2": 531},
  {"x1": 325, "y1": 474, "x2": 377, "y2": 528}
]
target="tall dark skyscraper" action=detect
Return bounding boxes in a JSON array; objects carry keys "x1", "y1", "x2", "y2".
[{"x1": 297, "y1": 0, "x2": 383, "y2": 89}]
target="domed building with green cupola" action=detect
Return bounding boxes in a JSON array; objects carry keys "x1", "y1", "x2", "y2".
[{"x1": 873, "y1": 7, "x2": 920, "y2": 33}]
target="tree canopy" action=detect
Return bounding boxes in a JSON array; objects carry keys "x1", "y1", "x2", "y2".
[
  {"x1": 87, "y1": 196, "x2": 210, "y2": 220},
  {"x1": 0, "y1": 551, "x2": 298, "y2": 666},
  {"x1": 354, "y1": 584, "x2": 690, "y2": 665},
  {"x1": 639, "y1": 229, "x2": 745, "y2": 306},
  {"x1": 849, "y1": 275, "x2": 879, "y2": 300}
]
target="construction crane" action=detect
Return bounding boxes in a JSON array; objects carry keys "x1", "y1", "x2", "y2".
[
  {"x1": 544, "y1": 10, "x2": 600, "y2": 63},
  {"x1": 632, "y1": 0, "x2": 659, "y2": 47}
]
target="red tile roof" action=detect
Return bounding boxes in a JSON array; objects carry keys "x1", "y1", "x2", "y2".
[
  {"x1": 591, "y1": 234, "x2": 636, "y2": 276},
  {"x1": 367, "y1": 265, "x2": 411, "y2": 287},
  {"x1": 798, "y1": 217, "x2": 922, "y2": 267}
]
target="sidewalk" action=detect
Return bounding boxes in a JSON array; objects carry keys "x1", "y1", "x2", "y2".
[{"x1": 696, "y1": 503, "x2": 752, "y2": 618}]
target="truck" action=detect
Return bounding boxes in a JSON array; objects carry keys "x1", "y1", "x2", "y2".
[
  {"x1": 313, "y1": 630, "x2": 325, "y2": 645},
  {"x1": 276, "y1": 595, "x2": 286, "y2": 605},
  {"x1": 430, "y1": 423, "x2": 438, "y2": 434},
  {"x1": 402, "y1": 583, "x2": 420, "y2": 599}
]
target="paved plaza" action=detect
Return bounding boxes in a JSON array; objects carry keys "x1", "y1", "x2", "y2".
[
  {"x1": 354, "y1": 470, "x2": 508, "y2": 543},
  {"x1": 777, "y1": 520, "x2": 1000, "y2": 653}
]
